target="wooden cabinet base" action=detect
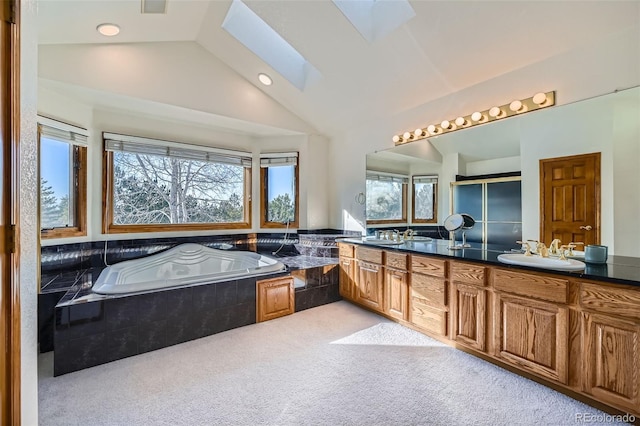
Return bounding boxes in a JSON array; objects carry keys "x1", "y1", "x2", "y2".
[{"x1": 257, "y1": 276, "x2": 295, "y2": 322}]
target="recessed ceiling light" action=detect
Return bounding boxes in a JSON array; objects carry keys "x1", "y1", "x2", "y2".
[
  {"x1": 97, "y1": 23, "x2": 120, "y2": 37},
  {"x1": 258, "y1": 73, "x2": 273, "y2": 86}
]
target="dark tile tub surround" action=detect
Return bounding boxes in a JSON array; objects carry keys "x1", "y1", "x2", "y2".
[{"x1": 54, "y1": 276, "x2": 261, "y2": 376}]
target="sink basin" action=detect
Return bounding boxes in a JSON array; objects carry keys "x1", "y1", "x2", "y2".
[
  {"x1": 408, "y1": 236, "x2": 433, "y2": 241},
  {"x1": 497, "y1": 253, "x2": 585, "y2": 271},
  {"x1": 363, "y1": 238, "x2": 404, "y2": 245}
]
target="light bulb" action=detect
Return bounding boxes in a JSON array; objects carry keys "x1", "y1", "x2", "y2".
[
  {"x1": 471, "y1": 111, "x2": 483, "y2": 122},
  {"x1": 533, "y1": 92, "x2": 547, "y2": 105},
  {"x1": 414, "y1": 128, "x2": 424, "y2": 137},
  {"x1": 258, "y1": 73, "x2": 273, "y2": 86},
  {"x1": 509, "y1": 100, "x2": 523, "y2": 112},
  {"x1": 441, "y1": 120, "x2": 451, "y2": 130},
  {"x1": 455, "y1": 116, "x2": 466, "y2": 126},
  {"x1": 392, "y1": 135, "x2": 401, "y2": 143},
  {"x1": 403, "y1": 131, "x2": 412, "y2": 140},
  {"x1": 97, "y1": 23, "x2": 120, "y2": 36},
  {"x1": 427, "y1": 125, "x2": 437, "y2": 135},
  {"x1": 489, "y1": 106, "x2": 503, "y2": 118}
]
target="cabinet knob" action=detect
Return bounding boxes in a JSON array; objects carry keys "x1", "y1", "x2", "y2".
[{"x1": 580, "y1": 225, "x2": 593, "y2": 231}]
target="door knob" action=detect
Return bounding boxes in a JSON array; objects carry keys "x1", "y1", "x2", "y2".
[{"x1": 580, "y1": 225, "x2": 593, "y2": 231}]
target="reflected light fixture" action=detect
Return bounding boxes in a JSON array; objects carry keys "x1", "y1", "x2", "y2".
[
  {"x1": 97, "y1": 23, "x2": 120, "y2": 36},
  {"x1": 509, "y1": 100, "x2": 523, "y2": 112},
  {"x1": 258, "y1": 73, "x2": 273, "y2": 86},
  {"x1": 393, "y1": 91, "x2": 555, "y2": 145}
]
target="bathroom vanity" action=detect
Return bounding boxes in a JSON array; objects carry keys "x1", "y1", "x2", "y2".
[{"x1": 337, "y1": 239, "x2": 640, "y2": 417}]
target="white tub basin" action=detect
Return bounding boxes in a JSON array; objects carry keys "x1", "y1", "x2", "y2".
[{"x1": 497, "y1": 253, "x2": 585, "y2": 271}]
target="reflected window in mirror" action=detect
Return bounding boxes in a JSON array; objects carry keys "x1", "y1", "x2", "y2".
[
  {"x1": 260, "y1": 152, "x2": 299, "y2": 228},
  {"x1": 366, "y1": 172, "x2": 408, "y2": 224},
  {"x1": 38, "y1": 118, "x2": 88, "y2": 239},
  {"x1": 412, "y1": 175, "x2": 438, "y2": 223}
]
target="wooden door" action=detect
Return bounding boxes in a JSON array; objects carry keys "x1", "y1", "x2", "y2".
[
  {"x1": 356, "y1": 261, "x2": 384, "y2": 312},
  {"x1": 338, "y1": 256, "x2": 355, "y2": 301},
  {"x1": 450, "y1": 282, "x2": 486, "y2": 351},
  {"x1": 540, "y1": 153, "x2": 600, "y2": 246},
  {"x1": 583, "y1": 312, "x2": 639, "y2": 413},
  {"x1": 0, "y1": 1, "x2": 18, "y2": 424},
  {"x1": 384, "y1": 268, "x2": 407, "y2": 321},
  {"x1": 256, "y1": 277, "x2": 294, "y2": 322},
  {"x1": 494, "y1": 293, "x2": 568, "y2": 384}
]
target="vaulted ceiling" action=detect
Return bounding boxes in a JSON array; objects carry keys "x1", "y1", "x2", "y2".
[{"x1": 37, "y1": 0, "x2": 640, "y2": 138}]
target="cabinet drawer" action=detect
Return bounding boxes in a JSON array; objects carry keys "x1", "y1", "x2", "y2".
[
  {"x1": 580, "y1": 282, "x2": 640, "y2": 321},
  {"x1": 356, "y1": 247, "x2": 382, "y2": 264},
  {"x1": 410, "y1": 300, "x2": 447, "y2": 336},
  {"x1": 338, "y1": 243, "x2": 354, "y2": 258},
  {"x1": 385, "y1": 251, "x2": 408, "y2": 270},
  {"x1": 451, "y1": 262, "x2": 486, "y2": 287},
  {"x1": 411, "y1": 273, "x2": 447, "y2": 307},
  {"x1": 493, "y1": 269, "x2": 568, "y2": 304},
  {"x1": 411, "y1": 255, "x2": 446, "y2": 277}
]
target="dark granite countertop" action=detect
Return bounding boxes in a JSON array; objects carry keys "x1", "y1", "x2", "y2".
[{"x1": 337, "y1": 238, "x2": 640, "y2": 287}]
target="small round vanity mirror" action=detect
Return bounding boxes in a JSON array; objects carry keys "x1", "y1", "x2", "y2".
[
  {"x1": 444, "y1": 213, "x2": 475, "y2": 249},
  {"x1": 444, "y1": 214, "x2": 464, "y2": 232}
]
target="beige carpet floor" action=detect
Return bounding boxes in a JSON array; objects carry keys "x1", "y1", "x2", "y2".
[{"x1": 38, "y1": 301, "x2": 627, "y2": 425}]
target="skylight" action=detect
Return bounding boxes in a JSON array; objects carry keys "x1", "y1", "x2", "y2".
[
  {"x1": 332, "y1": 0, "x2": 416, "y2": 43},
  {"x1": 222, "y1": 0, "x2": 321, "y2": 91}
]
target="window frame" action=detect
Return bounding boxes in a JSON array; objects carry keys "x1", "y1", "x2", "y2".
[
  {"x1": 365, "y1": 172, "x2": 408, "y2": 225},
  {"x1": 259, "y1": 153, "x2": 299, "y2": 229},
  {"x1": 102, "y1": 134, "x2": 252, "y2": 234},
  {"x1": 411, "y1": 175, "x2": 438, "y2": 224},
  {"x1": 38, "y1": 119, "x2": 88, "y2": 240}
]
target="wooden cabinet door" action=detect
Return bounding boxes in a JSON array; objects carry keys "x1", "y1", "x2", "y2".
[
  {"x1": 494, "y1": 293, "x2": 568, "y2": 384},
  {"x1": 339, "y1": 256, "x2": 355, "y2": 300},
  {"x1": 583, "y1": 312, "x2": 639, "y2": 413},
  {"x1": 450, "y1": 282, "x2": 486, "y2": 351},
  {"x1": 384, "y1": 268, "x2": 408, "y2": 321},
  {"x1": 257, "y1": 276, "x2": 295, "y2": 322},
  {"x1": 356, "y1": 261, "x2": 384, "y2": 312}
]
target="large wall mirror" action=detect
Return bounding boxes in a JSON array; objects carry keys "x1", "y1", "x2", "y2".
[{"x1": 366, "y1": 86, "x2": 640, "y2": 256}]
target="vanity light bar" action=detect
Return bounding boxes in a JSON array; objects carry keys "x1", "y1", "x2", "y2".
[{"x1": 392, "y1": 91, "x2": 556, "y2": 145}]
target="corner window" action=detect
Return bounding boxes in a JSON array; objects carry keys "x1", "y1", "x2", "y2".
[
  {"x1": 365, "y1": 172, "x2": 407, "y2": 224},
  {"x1": 260, "y1": 152, "x2": 299, "y2": 228},
  {"x1": 38, "y1": 118, "x2": 88, "y2": 239},
  {"x1": 412, "y1": 175, "x2": 438, "y2": 223},
  {"x1": 103, "y1": 133, "x2": 252, "y2": 233}
]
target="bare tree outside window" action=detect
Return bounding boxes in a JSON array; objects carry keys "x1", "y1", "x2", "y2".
[
  {"x1": 366, "y1": 179, "x2": 403, "y2": 221},
  {"x1": 414, "y1": 182, "x2": 435, "y2": 220},
  {"x1": 112, "y1": 152, "x2": 245, "y2": 225}
]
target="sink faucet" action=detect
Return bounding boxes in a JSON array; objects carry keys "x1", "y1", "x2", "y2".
[
  {"x1": 549, "y1": 239, "x2": 562, "y2": 255},
  {"x1": 516, "y1": 240, "x2": 533, "y2": 256},
  {"x1": 536, "y1": 242, "x2": 549, "y2": 258}
]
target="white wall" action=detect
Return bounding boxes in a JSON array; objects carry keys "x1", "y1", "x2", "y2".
[
  {"x1": 39, "y1": 42, "x2": 316, "y2": 135},
  {"x1": 465, "y1": 156, "x2": 521, "y2": 177},
  {"x1": 329, "y1": 25, "x2": 640, "y2": 254},
  {"x1": 20, "y1": 0, "x2": 39, "y2": 423}
]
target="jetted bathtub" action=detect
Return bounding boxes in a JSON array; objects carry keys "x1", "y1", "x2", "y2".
[{"x1": 92, "y1": 243, "x2": 286, "y2": 295}]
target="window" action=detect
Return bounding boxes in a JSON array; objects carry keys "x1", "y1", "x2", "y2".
[
  {"x1": 260, "y1": 152, "x2": 299, "y2": 228},
  {"x1": 365, "y1": 172, "x2": 407, "y2": 224},
  {"x1": 412, "y1": 175, "x2": 438, "y2": 223},
  {"x1": 38, "y1": 118, "x2": 88, "y2": 239},
  {"x1": 103, "y1": 133, "x2": 252, "y2": 233}
]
